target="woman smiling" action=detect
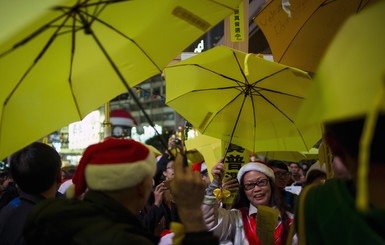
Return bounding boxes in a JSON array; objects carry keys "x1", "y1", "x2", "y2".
[{"x1": 202, "y1": 160, "x2": 296, "y2": 245}]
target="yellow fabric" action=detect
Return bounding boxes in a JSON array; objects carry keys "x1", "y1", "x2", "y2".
[
  {"x1": 170, "y1": 222, "x2": 185, "y2": 245},
  {"x1": 213, "y1": 188, "x2": 231, "y2": 201},
  {"x1": 0, "y1": 0, "x2": 241, "y2": 159},
  {"x1": 296, "y1": 0, "x2": 385, "y2": 125},
  {"x1": 256, "y1": 205, "x2": 279, "y2": 245},
  {"x1": 302, "y1": 147, "x2": 319, "y2": 160},
  {"x1": 318, "y1": 140, "x2": 334, "y2": 179},
  {"x1": 296, "y1": 184, "x2": 318, "y2": 245},
  {"x1": 165, "y1": 46, "x2": 321, "y2": 153},
  {"x1": 256, "y1": 151, "x2": 306, "y2": 162},
  {"x1": 295, "y1": 1, "x2": 385, "y2": 212},
  {"x1": 185, "y1": 134, "x2": 222, "y2": 179},
  {"x1": 357, "y1": 77, "x2": 384, "y2": 212},
  {"x1": 254, "y1": 0, "x2": 375, "y2": 72}
]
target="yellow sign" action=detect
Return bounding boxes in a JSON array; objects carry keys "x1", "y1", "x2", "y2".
[
  {"x1": 222, "y1": 142, "x2": 249, "y2": 204},
  {"x1": 230, "y1": 3, "x2": 244, "y2": 42}
]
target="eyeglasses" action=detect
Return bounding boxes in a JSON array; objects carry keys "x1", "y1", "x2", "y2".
[
  {"x1": 243, "y1": 179, "x2": 269, "y2": 190},
  {"x1": 274, "y1": 171, "x2": 290, "y2": 178}
]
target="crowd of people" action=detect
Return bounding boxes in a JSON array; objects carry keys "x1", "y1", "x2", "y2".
[
  {"x1": 0, "y1": 1, "x2": 384, "y2": 244},
  {"x1": 0, "y1": 120, "x2": 383, "y2": 245}
]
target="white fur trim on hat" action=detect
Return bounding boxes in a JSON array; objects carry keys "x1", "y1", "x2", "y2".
[
  {"x1": 237, "y1": 162, "x2": 275, "y2": 183},
  {"x1": 110, "y1": 117, "x2": 136, "y2": 127},
  {"x1": 85, "y1": 152, "x2": 156, "y2": 191}
]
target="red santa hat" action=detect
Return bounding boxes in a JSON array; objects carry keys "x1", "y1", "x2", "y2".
[
  {"x1": 110, "y1": 109, "x2": 138, "y2": 127},
  {"x1": 191, "y1": 161, "x2": 207, "y2": 174},
  {"x1": 71, "y1": 138, "x2": 156, "y2": 197},
  {"x1": 237, "y1": 161, "x2": 275, "y2": 183}
]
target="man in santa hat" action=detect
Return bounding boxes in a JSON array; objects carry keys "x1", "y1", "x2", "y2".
[{"x1": 24, "y1": 138, "x2": 218, "y2": 244}]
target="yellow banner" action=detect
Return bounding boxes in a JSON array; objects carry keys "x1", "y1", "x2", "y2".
[{"x1": 230, "y1": 3, "x2": 245, "y2": 42}]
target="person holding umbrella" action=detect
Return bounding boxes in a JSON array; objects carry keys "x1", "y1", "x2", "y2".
[{"x1": 203, "y1": 160, "x2": 295, "y2": 245}]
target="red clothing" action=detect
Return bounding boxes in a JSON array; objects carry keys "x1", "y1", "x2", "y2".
[{"x1": 240, "y1": 207, "x2": 291, "y2": 245}]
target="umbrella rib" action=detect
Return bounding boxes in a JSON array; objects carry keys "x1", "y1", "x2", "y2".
[
  {"x1": 232, "y1": 49, "x2": 250, "y2": 85},
  {"x1": 68, "y1": 9, "x2": 82, "y2": 119},
  {"x1": 251, "y1": 67, "x2": 288, "y2": 85},
  {"x1": 249, "y1": 92, "x2": 257, "y2": 153},
  {"x1": 169, "y1": 63, "x2": 247, "y2": 86},
  {"x1": 223, "y1": 93, "x2": 248, "y2": 159},
  {"x1": 78, "y1": 4, "x2": 163, "y2": 73},
  {"x1": 277, "y1": 3, "x2": 324, "y2": 63},
  {"x1": 255, "y1": 91, "x2": 311, "y2": 150},
  {"x1": 86, "y1": 27, "x2": 170, "y2": 154},
  {"x1": 0, "y1": 11, "x2": 69, "y2": 59},
  {"x1": 251, "y1": 86, "x2": 305, "y2": 99},
  {"x1": 3, "y1": 13, "x2": 73, "y2": 107}
]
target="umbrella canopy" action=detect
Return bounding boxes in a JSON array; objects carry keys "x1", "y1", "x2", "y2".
[
  {"x1": 296, "y1": 0, "x2": 385, "y2": 125},
  {"x1": 164, "y1": 46, "x2": 321, "y2": 155},
  {"x1": 185, "y1": 133, "x2": 223, "y2": 174},
  {"x1": 302, "y1": 147, "x2": 319, "y2": 160},
  {"x1": 0, "y1": 0, "x2": 241, "y2": 159},
  {"x1": 254, "y1": 0, "x2": 377, "y2": 72},
  {"x1": 257, "y1": 151, "x2": 306, "y2": 162}
]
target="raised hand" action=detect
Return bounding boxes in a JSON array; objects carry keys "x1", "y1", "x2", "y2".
[{"x1": 171, "y1": 153, "x2": 207, "y2": 232}]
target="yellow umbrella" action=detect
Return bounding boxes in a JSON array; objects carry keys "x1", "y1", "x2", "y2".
[
  {"x1": 257, "y1": 151, "x2": 307, "y2": 162},
  {"x1": 0, "y1": 0, "x2": 241, "y2": 159},
  {"x1": 296, "y1": 0, "x2": 385, "y2": 211},
  {"x1": 254, "y1": 0, "x2": 377, "y2": 72},
  {"x1": 164, "y1": 46, "x2": 321, "y2": 157},
  {"x1": 185, "y1": 134, "x2": 222, "y2": 174},
  {"x1": 302, "y1": 147, "x2": 319, "y2": 160}
]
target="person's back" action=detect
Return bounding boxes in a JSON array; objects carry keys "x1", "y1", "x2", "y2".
[
  {"x1": 24, "y1": 190, "x2": 159, "y2": 245},
  {"x1": 0, "y1": 142, "x2": 62, "y2": 245},
  {"x1": 24, "y1": 138, "x2": 218, "y2": 245},
  {"x1": 298, "y1": 178, "x2": 385, "y2": 244}
]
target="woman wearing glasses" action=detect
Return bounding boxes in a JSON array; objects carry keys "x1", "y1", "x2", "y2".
[{"x1": 202, "y1": 160, "x2": 295, "y2": 245}]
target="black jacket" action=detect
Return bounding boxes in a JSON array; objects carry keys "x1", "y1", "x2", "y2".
[
  {"x1": 24, "y1": 190, "x2": 159, "y2": 245},
  {"x1": 24, "y1": 190, "x2": 218, "y2": 245},
  {"x1": 0, "y1": 192, "x2": 45, "y2": 245}
]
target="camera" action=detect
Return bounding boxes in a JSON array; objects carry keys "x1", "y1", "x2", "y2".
[{"x1": 174, "y1": 138, "x2": 182, "y2": 145}]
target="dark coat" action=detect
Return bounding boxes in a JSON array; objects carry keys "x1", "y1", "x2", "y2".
[
  {"x1": 24, "y1": 190, "x2": 218, "y2": 245},
  {"x1": 24, "y1": 190, "x2": 159, "y2": 245},
  {"x1": 0, "y1": 192, "x2": 46, "y2": 245}
]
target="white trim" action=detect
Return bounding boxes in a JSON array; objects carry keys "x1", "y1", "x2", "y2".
[
  {"x1": 110, "y1": 117, "x2": 136, "y2": 127},
  {"x1": 85, "y1": 153, "x2": 156, "y2": 191},
  {"x1": 237, "y1": 162, "x2": 275, "y2": 183}
]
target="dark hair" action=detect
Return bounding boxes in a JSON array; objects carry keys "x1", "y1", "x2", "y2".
[
  {"x1": 306, "y1": 170, "x2": 327, "y2": 185},
  {"x1": 10, "y1": 142, "x2": 62, "y2": 194},
  {"x1": 268, "y1": 160, "x2": 289, "y2": 172},
  {"x1": 233, "y1": 173, "x2": 290, "y2": 244},
  {"x1": 325, "y1": 114, "x2": 384, "y2": 163},
  {"x1": 288, "y1": 162, "x2": 300, "y2": 167},
  {"x1": 153, "y1": 154, "x2": 175, "y2": 186}
]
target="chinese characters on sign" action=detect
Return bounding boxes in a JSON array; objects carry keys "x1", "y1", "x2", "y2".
[
  {"x1": 223, "y1": 143, "x2": 248, "y2": 204},
  {"x1": 230, "y1": 4, "x2": 244, "y2": 42}
]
